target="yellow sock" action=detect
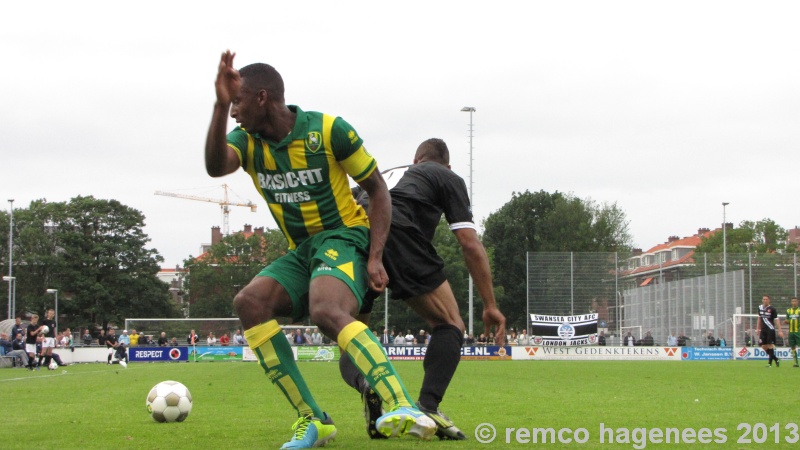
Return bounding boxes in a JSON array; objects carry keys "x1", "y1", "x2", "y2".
[
  {"x1": 339, "y1": 321, "x2": 413, "y2": 409},
  {"x1": 246, "y1": 320, "x2": 323, "y2": 418}
]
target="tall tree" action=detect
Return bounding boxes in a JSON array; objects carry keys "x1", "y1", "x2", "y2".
[
  {"x1": 56, "y1": 196, "x2": 177, "y2": 330},
  {"x1": 483, "y1": 190, "x2": 632, "y2": 328},
  {"x1": 183, "y1": 228, "x2": 288, "y2": 318}
]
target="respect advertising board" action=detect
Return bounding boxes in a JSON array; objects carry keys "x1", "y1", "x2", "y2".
[{"x1": 128, "y1": 346, "x2": 189, "y2": 362}]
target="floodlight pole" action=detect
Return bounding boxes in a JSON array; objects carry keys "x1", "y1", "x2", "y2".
[
  {"x1": 722, "y1": 202, "x2": 729, "y2": 312},
  {"x1": 7, "y1": 199, "x2": 13, "y2": 320},
  {"x1": 461, "y1": 106, "x2": 476, "y2": 338}
]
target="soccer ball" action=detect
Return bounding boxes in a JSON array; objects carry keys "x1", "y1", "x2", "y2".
[
  {"x1": 119, "y1": 360, "x2": 127, "y2": 368},
  {"x1": 146, "y1": 381, "x2": 192, "y2": 422},
  {"x1": 40, "y1": 325, "x2": 50, "y2": 335},
  {"x1": 48, "y1": 360, "x2": 58, "y2": 370}
]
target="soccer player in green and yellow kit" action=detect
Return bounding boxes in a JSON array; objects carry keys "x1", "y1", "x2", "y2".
[
  {"x1": 786, "y1": 297, "x2": 800, "y2": 367},
  {"x1": 205, "y1": 50, "x2": 435, "y2": 449}
]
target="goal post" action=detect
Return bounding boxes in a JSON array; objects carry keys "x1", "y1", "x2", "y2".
[{"x1": 731, "y1": 313, "x2": 789, "y2": 360}]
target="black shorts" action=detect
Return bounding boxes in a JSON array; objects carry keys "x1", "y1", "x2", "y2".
[
  {"x1": 359, "y1": 221, "x2": 447, "y2": 314},
  {"x1": 759, "y1": 329, "x2": 776, "y2": 346}
]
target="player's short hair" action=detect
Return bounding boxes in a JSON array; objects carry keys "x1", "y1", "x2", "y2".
[
  {"x1": 239, "y1": 63, "x2": 285, "y2": 102},
  {"x1": 415, "y1": 138, "x2": 450, "y2": 164}
]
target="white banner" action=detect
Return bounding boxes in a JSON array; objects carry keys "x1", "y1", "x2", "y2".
[{"x1": 512, "y1": 346, "x2": 682, "y2": 361}]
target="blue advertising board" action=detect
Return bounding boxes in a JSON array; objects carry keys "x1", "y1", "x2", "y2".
[
  {"x1": 129, "y1": 346, "x2": 188, "y2": 362},
  {"x1": 680, "y1": 347, "x2": 733, "y2": 361}
]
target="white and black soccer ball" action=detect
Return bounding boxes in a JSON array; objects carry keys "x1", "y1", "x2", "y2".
[
  {"x1": 119, "y1": 360, "x2": 127, "y2": 368},
  {"x1": 48, "y1": 360, "x2": 58, "y2": 370},
  {"x1": 40, "y1": 325, "x2": 50, "y2": 335},
  {"x1": 146, "y1": 380, "x2": 192, "y2": 423}
]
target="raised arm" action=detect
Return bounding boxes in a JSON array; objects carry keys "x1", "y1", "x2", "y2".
[
  {"x1": 453, "y1": 227, "x2": 506, "y2": 345},
  {"x1": 205, "y1": 50, "x2": 242, "y2": 177},
  {"x1": 356, "y1": 168, "x2": 390, "y2": 292}
]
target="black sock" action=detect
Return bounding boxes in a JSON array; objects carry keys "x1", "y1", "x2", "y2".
[
  {"x1": 44, "y1": 356, "x2": 52, "y2": 367},
  {"x1": 37, "y1": 356, "x2": 43, "y2": 366},
  {"x1": 339, "y1": 352, "x2": 367, "y2": 393},
  {"x1": 767, "y1": 348, "x2": 774, "y2": 363},
  {"x1": 418, "y1": 324, "x2": 464, "y2": 411}
]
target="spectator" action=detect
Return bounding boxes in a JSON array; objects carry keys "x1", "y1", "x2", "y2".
[
  {"x1": 310, "y1": 328, "x2": 323, "y2": 345},
  {"x1": 416, "y1": 329, "x2": 427, "y2": 346},
  {"x1": 118, "y1": 330, "x2": 131, "y2": 348},
  {"x1": 717, "y1": 335, "x2": 726, "y2": 347},
  {"x1": 597, "y1": 331, "x2": 607, "y2": 346},
  {"x1": 518, "y1": 330, "x2": 529, "y2": 346},
  {"x1": 303, "y1": 328, "x2": 313, "y2": 346},
  {"x1": 477, "y1": 333, "x2": 487, "y2": 345},
  {"x1": 404, "y1": 330, "x2": 414, "y2": 345},
  {"x1": 642, "y1": 331, "x2": 654, "y2": 346},
  {"x1": 623, "y1": 332, "x2": 635, "y2": 347},
  {"x1": 465, "y1": 334, "x2": 475, "y2": 346},
  {"x1": 187, "y1": 330, "x2": 198, "y2": 345},
  {"x1": 707, "y1": 332, "x2": 716, "y2": 347},
  {"x1": 219, "y1": 333, "x2": 230, "y2": 346},
  {"x1": 58, "y1": 331, "x2": 69, "y2": 348},
  {"x1": 207, "y1": 332, "x2": 217, "y2": 346},
  {"x1": 170, "y1": 337, "x2": 178, "y2": 347},
  {"x1": 82, "y1": 329, "x2": 93, "y2": 346},
  {"x1": 9, "y1": 332, "x2": 30, "y2": 368},
  {"x1": 158, "y1": 332, "x2": 169, "y2": 346},
  {"x1": 292, "y1": 329, "x2": 305, "y2": 346},
  {"x1": 11, "y1": 317, "x2": 25, "y2": 344},
  {"x1": 667, "y1": 331, "x2": 678, "y2": 346},
  {"x1": 0, "y1": 332, "x2": 11, "y2": 355},
  {"x1": 232, "y1": 329, "x2": 245, "y2": 346},
  {"x1": 379, "y1": 328, "x2": 391, "y2": 345},
  {"x1": 97, "y1": 329, "x2": 106, "y2": 347},
  {"x1": 393, "y1": 333, "x2": 406, "y2": 345},
  {"x1": 678, "y1": 332, "x2": 690, "y2": 347},
  {"x1": 488, "y1": 332, "x2": 496, "y2": 345},
  {"x1": 508, "y1": 330, "x2": 518, "y2": 346},
  {"x1": 129, "y1": 329, "x2": 140, "y2": 347},
  {"x1": 140, "y1": 334, "x2": 151, "y2": 346}
]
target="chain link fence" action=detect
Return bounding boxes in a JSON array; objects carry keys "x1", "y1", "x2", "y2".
[{"x1": 527, "y1": 252, "x2": 799, "y2": 346}]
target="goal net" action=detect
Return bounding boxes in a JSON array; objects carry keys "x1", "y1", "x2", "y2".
[{"x1": 731, "y1": 313, "x2": 791, "y2": 360}]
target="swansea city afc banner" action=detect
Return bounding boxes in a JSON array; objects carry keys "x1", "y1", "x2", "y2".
[{"x1": 529, "y1": 313, "x2": 598, "y2": 346}]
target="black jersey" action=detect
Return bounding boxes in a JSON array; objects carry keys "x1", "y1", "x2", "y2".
[
  {"x1": 26, "y1": 324, "x2": 40, "y2": 344},
  {"x1": 105, "y1": 334, "x2": 118, "y2": 348},
  {"x1": 41, "y1": 319, "x2": 56, "y2": 338},
  {"x1": 389, "y1": 162, "x2": 474, "y2": 239},
  {"x1": 758, "y1": 304, "x2": 778, "y2": 330}
]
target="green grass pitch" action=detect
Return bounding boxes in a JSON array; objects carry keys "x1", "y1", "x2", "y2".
[{"x1": 2, "y1": 359, "x2": 798, "y2": 449}]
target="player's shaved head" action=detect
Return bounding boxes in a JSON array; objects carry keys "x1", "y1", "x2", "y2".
[
  {"x1": 415, "y1": 138, "x2": 450, "y2": 165},
  {"x1": 239, "y1": 63, "x2": 285, "y2": 102}
]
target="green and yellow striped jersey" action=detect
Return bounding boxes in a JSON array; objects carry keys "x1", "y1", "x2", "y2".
[
  {"x1": 786, "y1": 307, "x2": 800, "y2": 333},
  {"x1": 227, "y1": 106, "x2": 376, "y2": 249}
]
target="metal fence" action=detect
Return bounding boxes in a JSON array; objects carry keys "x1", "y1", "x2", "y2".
[{"x1": 527, "y1": 252, "x2": 799, "y2": 345}]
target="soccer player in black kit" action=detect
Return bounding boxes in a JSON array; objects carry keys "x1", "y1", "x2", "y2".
[
  {"x1": 39, "y1": 308, "x2": 57, "y2": 369},
  {"x1": 342, "y1": 138, "x2": 506, "y2": 440},
  {"x1": 756, "y1": 295, "x2": 784, "y2": 367}
]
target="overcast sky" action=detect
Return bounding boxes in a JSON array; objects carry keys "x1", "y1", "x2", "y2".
[{"x1": 2, "y1": 1, "x2": 798, "y2": 268}]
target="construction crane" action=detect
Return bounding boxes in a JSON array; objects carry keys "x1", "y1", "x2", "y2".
[{"x1": 155, "y1": 184, "x2": 257, "y2": 236}]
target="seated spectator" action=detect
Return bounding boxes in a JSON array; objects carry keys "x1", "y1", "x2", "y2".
[
  {"x1": 508, "y1": 330, "x2": 518, "y2": 346},
  {"x1": 488, "y1": 332, "x2": 496, "y2": 345},
  {"x1": 170, "y1": 337, "x2": 178, "y2": 347},
  {"x1": 157, "y1": 332, "x2": 169, "y2": 346},
  {"x1": 9, "y1": 333, "x2": 30, "y2": 368},
  {"x1": 219, "y1": 333, "x2": 230, "y2": 346},
  {"x1": 82, "y1": 329, "x2": 93, "y2": 346},
  {"x1": 477, "y1": 333, "x2": 487, "y2": 345},
  {"x1": 207, "y1": 332, "x2": 217, "y2": 346},
  {"x1": 0, "y1": 332, "x2": 12, "y2": 355}
]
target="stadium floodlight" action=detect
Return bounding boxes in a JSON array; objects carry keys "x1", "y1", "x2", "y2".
[
  {"x1": 6, "y1": 199, "x2": 13, "y2": 320},
  {"x1": 46, "y1": 289, "x2": 58, "y2": 333},
  {"x1": 461, "y1": 106, "x2": 476, "y2": 337}
]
